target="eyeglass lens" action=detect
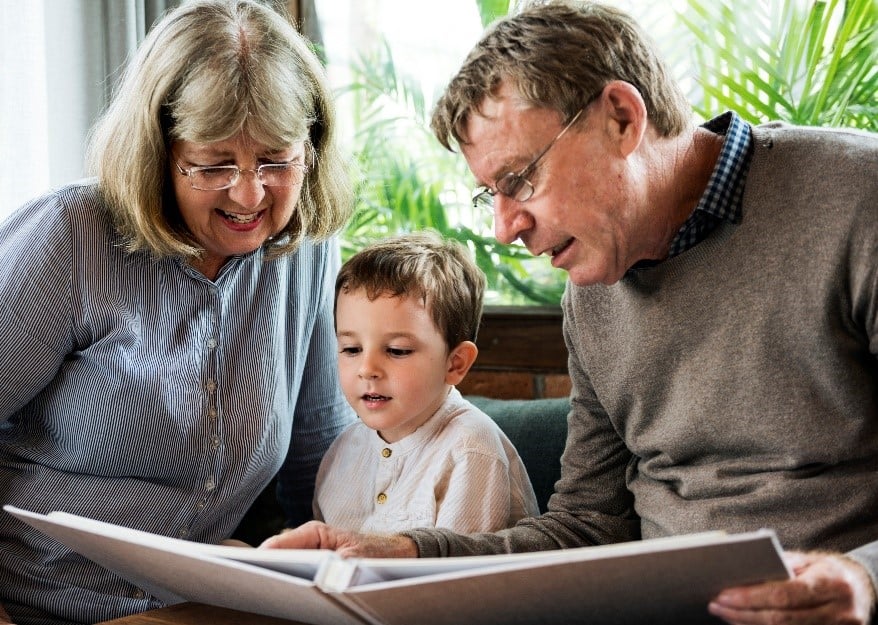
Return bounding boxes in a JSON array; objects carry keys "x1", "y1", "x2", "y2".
[
  {"x1": 188, "y1": 164, "x2": 304, "y2": 191},
  {"x1": 471, "y1": 172, "x2": 533, "y2": 211},
  {"x1": 496, "y1": 172, "x2": 533, "y2": 201},
  {"x1": 472, "y1": 106, "x2": 585, "y2": 210}
]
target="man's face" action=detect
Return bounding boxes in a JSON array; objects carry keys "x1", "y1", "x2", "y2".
[{"x1": 460, "y1": 84, "x2": 650, "y2": 287}]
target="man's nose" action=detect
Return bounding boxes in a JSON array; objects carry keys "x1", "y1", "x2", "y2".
[{"x1": 492, "y1": 194, "x2": 533, "y2": 247}]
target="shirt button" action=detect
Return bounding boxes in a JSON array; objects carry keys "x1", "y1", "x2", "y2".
[
  {"x1": 376, "y1": 492, "x2": 387, "y2": 504},
  {"x1": 204, "y1": 478, "x2": 216, "y2": 491},
  {"x1": 210, "y1": 435, "x2": 220, "y2": 449},
  {"x1": 177, "y1": 528, "x2": 188, "y2": 538},
  {"x1": 205, "y1": 379, "x2": 217, "y2": 392},
  {"x1": 206, "y1": 338, "x2": 217, "y2": 349},
  {"x1": 381, "y1": 448, "x2": 392, "y2": 458},
  {"x1": 131, "y1": 589, "x2": 146, "y2": 600}
]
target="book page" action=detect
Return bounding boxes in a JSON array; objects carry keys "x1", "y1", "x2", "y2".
[
  {"x1": 5, "y1": 505, "x2": 791, "y2": 625},
  {"x1": 339, "y1": 530, "x2": 734, "y2": 585},
  {"x1": 336, "y1": 530, "x2": 790, "y2": 625},
  {"x1": 4, "y1": 506, "x2": 364, "y2": 625}
]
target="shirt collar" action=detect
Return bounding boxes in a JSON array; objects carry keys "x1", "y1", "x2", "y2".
[
  {"x1": 661, "y1": 111, "x2": 753, "y2": 261},
  {"x1": 695, "y1": 111, "x2": 752, "y2": 224}
]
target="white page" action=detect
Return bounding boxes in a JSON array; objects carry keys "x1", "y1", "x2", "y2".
[
  {"x1": 339, "y1": 530, "x2": 733, "y2": 585},
  {"x1": 5, "y1": 506, "x2": 363, "y2": 625},
  {"x1": 336, "y1": 530, "x2": 791, "y2": 625},
  {"x1": 35, "y1": 509, "x2": 331, "y2": 579},
  {"x1": 5, "y1": 505, "x2": 791, "y2": 625}
]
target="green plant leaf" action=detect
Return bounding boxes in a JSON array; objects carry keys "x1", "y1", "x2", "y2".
[
  {"x1": 474, "y1": 0, "x2": 511, "y2": 27},
  {"x1": 679, "y1": 0, "x2": 878, "y2": 132},
  {"x1": 338, "y1": 26, "x2": 567, "y2": 305}
]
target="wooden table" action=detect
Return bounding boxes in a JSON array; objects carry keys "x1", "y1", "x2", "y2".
[{"x1": 95, "y1": 603, "x2": 310, "y2": 625}]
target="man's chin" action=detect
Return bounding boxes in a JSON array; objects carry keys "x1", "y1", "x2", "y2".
[{"x1": 567, "y1": 264, "x2": 619, "y2": 287}]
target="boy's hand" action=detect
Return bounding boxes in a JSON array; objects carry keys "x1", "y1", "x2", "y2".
[{"x1": 259, "y1": 520, "x2": 418, "y2": 558}]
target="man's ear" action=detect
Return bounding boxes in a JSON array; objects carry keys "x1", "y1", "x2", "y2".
[
  {"x1": 445, "y1": 340, "x2": 478, "y2": 385},
  {"x1": 596, "y1": 80, "x2": 647, "y2": 157}
]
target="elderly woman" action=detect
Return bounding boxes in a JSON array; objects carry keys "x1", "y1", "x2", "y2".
[{"x1": 0, "y1": 1, "x2": 354, "y2": 623}]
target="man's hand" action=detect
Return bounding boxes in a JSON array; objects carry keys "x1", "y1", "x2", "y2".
[
  {"x1": 259, "y1": 521, "x2": 418, "y2": 558},
  {"x1": 709, "y1": 551, "x2": 876, "y2": 625}
]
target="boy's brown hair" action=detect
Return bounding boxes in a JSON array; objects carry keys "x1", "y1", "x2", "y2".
[{"x1": 335, "y1": 231, "x2": 485, "y2": 349}]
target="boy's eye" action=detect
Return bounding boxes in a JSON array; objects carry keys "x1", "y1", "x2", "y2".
[
  {"x1": 387, "y1": 347, "x2": 413, "y2": 357},
  {"x1": 340, "y1": 346, "x2": 361, "y2": 355}
]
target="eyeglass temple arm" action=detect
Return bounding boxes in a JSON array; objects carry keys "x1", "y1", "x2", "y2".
[{"x1": 517, "y1": 108, "x2": 585, "y2": 178}]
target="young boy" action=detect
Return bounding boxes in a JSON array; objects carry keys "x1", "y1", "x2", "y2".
[{"x1": 314, "y1": 231, "x2": 539, "y2": 534}]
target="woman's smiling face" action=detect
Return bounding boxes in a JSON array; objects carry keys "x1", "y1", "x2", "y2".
[{"x1": 170, "y1": 131, "x2": 308, "y2": 279}]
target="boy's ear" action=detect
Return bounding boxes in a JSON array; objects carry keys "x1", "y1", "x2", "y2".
[{"x1": 445, "y1": 340, "x2": 478, "y2": 385}]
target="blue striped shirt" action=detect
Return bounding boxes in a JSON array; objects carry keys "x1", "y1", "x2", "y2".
[
  {"x1": 667, "y1": 111, "x2": 753, "y2": 257},
  {"x1": 0, "y1": 181, "x2": 354, "y2": 625}
]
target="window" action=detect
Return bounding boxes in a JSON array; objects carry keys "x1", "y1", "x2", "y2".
[
  {"x1": 312, "y1": 0, "x2": 877, "y2": 305},
  {"x1": 0, "y1": 0, "x2": 177, "y2": 222},
  {"x1": 0, "y1": 2, "x2": 50, "y2": 214}
]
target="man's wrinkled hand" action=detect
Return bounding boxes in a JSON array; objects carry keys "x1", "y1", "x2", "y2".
[
  {"x1": 259, "y1": 520, "x2": 418, "y2": 558},
  {"x1": 709, "y1": 551, "x2": 876, "y2": 625}
]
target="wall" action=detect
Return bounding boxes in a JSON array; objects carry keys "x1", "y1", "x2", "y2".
[{"x1": 457, "y1": 307, "x2": 571, "y2": 400}]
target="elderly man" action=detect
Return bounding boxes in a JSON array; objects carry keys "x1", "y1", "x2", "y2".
[{"x1": 264, "y1": 2, "x2": 878, "y2": 623}]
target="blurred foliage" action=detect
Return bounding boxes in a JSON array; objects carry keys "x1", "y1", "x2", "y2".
[
  {"x1": 338, "y1": 37, "x2": 567, "y2": 305},
  {"x1": 679, "y1": 0, "x2": 878, "y2": 130},
  {"x1": 338, "y1": 0, "x2": 877, "y2": 306}
]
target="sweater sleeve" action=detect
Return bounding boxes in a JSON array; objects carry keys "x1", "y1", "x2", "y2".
[{"x1": 404, "y1": 286, "x2": 640, "y2": 557}]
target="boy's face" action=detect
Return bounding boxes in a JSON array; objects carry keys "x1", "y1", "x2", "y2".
[{"x1": 335, "y1": 288, "x2": 460, "y2": 443}]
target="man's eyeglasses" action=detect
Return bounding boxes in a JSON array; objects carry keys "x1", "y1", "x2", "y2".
[
  {"x1": 471, "y1": 108, "x2": 584, "y2": 211},
  {"x1": 174, "y1": 160, "x2": 309, "y2": 191}
]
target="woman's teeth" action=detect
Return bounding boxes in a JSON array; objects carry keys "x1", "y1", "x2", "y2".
[{"x1": 222, "y1": 210, "x2": 260, "y2": 224}]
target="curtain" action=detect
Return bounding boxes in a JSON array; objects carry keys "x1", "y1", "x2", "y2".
[
  {"x1": 0, "y1": 1, "x2": 50, "y2": 215},
  {"x1": 102, "y1": 0, "x2": 181, "y2": 102},
  {"x1": 0, "y1": 0, "x2": 179, "y2": 219},
  {"x1": 298, "y1": 0, "x2": 326, "y2": 62}
]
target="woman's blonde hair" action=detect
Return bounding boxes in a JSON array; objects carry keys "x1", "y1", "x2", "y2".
[
  {"x1": 86, "y1": 0, "x2": 353, "y2": 260},
  {"x1": 432, "y1": 0, "x2": 691, "y2": 150}
]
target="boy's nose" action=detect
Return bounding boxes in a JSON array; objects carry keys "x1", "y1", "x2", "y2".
[{"x1": 358, "y1": 357, "x2": 380, "y2": 379}]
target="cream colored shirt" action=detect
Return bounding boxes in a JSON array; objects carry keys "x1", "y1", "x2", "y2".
[{"x1": 314, "y1": 388, "x2": 539, "y2": 533}]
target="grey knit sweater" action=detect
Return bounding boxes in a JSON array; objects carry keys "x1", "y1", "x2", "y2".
[{"x1": 406, "y1": 122, "x2": 878, "y2": 585}]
